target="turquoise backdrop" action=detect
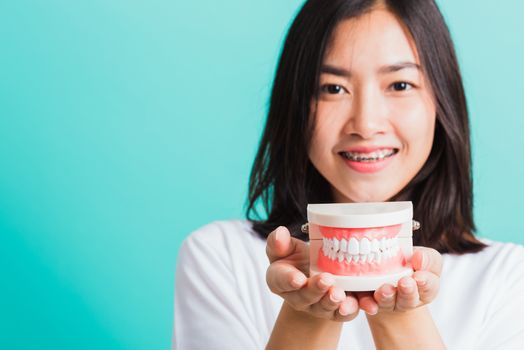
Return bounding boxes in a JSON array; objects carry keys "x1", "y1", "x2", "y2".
[{"x1": 1, "y1": 1, "x2": 522, "y2": 349}]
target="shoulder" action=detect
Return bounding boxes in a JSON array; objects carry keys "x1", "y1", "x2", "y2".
[
  {"x1": 476, "y1": 238, "x2": 524, "y2": 283},
  {"x1": 440, "y1": 237, "x2": 524, "y2": 299},
  {"x1": 181, "y1": 220, "x2": 264, "y2": 252},
  {"x1": 177, "y1": 220, "x2": 267, "y2": 271},
  {"x1": 443, "y1": 238, "x2": 524, "y2": 270}
]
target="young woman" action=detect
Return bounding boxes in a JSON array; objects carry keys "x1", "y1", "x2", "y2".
[{"x1": 173, "y1": 1, "x2": 524, "y2": 349}]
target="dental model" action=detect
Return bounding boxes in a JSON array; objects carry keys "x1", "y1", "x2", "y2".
[{"x1": 305, "y1": 202, "x2": 416, "y2": 291}]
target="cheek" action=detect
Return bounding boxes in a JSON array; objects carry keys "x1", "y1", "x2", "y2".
[
  {"x1": 309, "y1": 126, "x2": 331, "y2": 163},
  {"x1": 309, "y1": 104, "x2": 344, "y2": 158},
  {"x1": 395, "y1": 98, "x2": 436, "y2": 151}
]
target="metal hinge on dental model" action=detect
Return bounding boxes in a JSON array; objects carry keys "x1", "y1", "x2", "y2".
[{"x1": 301, "y1": 220, "x2": 421, "y2": 234}]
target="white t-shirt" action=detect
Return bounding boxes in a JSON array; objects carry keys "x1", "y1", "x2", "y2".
[{"x1": 172, "y1": 220, "x2": 524, "y2": 349}]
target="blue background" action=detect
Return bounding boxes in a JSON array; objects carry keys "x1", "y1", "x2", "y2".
[{"x1": 1, "y1": 0, "x2": 522, "y2": 349}]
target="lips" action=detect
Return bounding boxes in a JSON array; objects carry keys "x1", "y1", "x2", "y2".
[{"x1": 336, "y1": 146, "x2": 398, "y2": 173}]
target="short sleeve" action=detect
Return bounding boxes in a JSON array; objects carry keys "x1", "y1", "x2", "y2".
[
  {"x1": 172, "y1": 224, "x2": 265, "y2": 350},
  {"x1": 474, "y1": 243, "x2": 524, "y2": 349}
]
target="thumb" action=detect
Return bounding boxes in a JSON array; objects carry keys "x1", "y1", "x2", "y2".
[
  {"x1": 411, "y1": 247, "x2": 442, "y2": 275},
  {"x1": 266, "y1": 226, "x2": 299, "y2": 263}
]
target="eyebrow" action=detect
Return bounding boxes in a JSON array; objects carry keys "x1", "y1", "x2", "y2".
[{"x1": 320, "y1": 62, "x2": 421, "y2": 78}]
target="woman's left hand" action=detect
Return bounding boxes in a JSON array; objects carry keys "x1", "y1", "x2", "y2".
[{"x1": 355, "y1": 247, "x2": 442, "y2": 315}]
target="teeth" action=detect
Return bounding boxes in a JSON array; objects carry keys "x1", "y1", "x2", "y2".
[
  {"x1": 371, "y1": 239, "x2": 380, "y2": 252},
  {"x1": 340, "y1": 238, "x2": 348, "y2": 253},
  {"x1": 333, "y1": 239, "x2": 339, "y2": 252},
  {"x1": 380, "y1": 238, "x2": 387, "y2": 251},
  {"x1": 343, "y1": 149, "x2": 396, "y2": 162},
  {"x1": 360, "y1": 238, "x2": 370, "y2": 255},
  {"x1": 321, "y1": 236, "x2": 401, "y2": 263},
  {"x1": 349, "y1": 238, "x2": 359, "y2": 255}
]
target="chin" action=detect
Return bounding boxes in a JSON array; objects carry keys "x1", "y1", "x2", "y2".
[{"x1": 334, "y1": 184, "x2": 401, "y2": 203}]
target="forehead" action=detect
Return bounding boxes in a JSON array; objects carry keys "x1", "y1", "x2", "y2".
[{"x1": 324, "y1": 9, "x2": 420, "y2": 67}]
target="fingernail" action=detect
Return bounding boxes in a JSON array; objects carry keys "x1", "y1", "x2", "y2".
[
  {"x1": 330, "y1": 289, "x2": 345, "y2": 303},
  {"x1": 400, "y1": 279, "x2": 415, "y2": 293},
  {"x1": 275, "y1": 227, "x2": 284, "y2": 242},
  {"x1": 382, "y1": 291, "x2": 395, "y2": 299},
  {"x1": 291, "y1": 275, "x2": 306, "y2": 288},
  {"x1": 414, "y1": 277, "x2": 427, "y2": 287},
  {"x1": 339, "y1": 302, "x2": 351, "y2": 316},
  {"x1": 365, "y1": 308, "x2": 378, "y2": 316},
  {"x1": 420, "y1": 252, "x2": 426, "y2": 269},
  {"x1": 339, "y1": 306, "x2": 349, "y2": 316},
  {"x1": 319, "y1": 275, "x2": 335, "y2": 289},
  {"x1": 381, "y1": 285, "x2": 395, "y2": 299}
]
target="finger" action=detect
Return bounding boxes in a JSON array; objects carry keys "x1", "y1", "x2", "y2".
[
  {"x1": 355, "y1": 291, "x2": 379, "y2": 315},
  {"x1": 266, "y1": 226, "x2": 300, "y2": 263},
  {"x1": 282, "y1": 272, "x2": 342, "y2": 316},
  {"x1": 310, "y1": 286, "x2": 346, "y2": 316},
  {"x1": 373, "y1": 284, "x2": 397, "y2": 312},
  {"x1": 395, "y1": 276, "x2": 420, "y2": 311},
  {"x1": 266, "y1": 262, "x2": 307, "y2": 294},
  {"x1": 412, "y1": 270, "x2": 440, "y2": 304},
  {"x1": 334, "y1": 295, "x2": 360, "y2": 321},
  {"x1": 283, "y1": 273, "x2": 335, "y2": 311},
  {"x1": 411, "y1": 247, "x2": 442, "y2": 276}
]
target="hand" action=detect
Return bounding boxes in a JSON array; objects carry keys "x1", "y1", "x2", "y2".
[
  {"x1": 356, "y1": 247, "x2": 442, "y2": 315},
  {"x1": 266, "y1": 226, "x2": 360, "y2": 321}
]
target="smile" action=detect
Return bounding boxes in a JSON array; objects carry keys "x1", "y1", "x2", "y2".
[
  {"x1": 339, "y1": 148, "x2": 398, "y2": 162},
  {"x1": 338, "y1": 148, "x2": 398, "y2": 173}
]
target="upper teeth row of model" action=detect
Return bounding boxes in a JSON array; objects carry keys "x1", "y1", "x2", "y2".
[
  {"x1": 322, "y1": 236, "x2": 398, "y2": 255},
  {"x1": 342, "y1": 149, "x2": 395, "y2": 161},
  {"x1": 323, "y1": 245, "x2": 400, "y2": 263}
]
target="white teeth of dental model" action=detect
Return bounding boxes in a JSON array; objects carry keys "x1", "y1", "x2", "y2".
[
  {"x1": 372, "y1": 239, "x2": 380, "y2": 252},
  {"x1": 349, "y1": 238, "x2": 359, "y2": 255},
  {"x1": 380, "y1": 237, "x2": 387, "y2": 251},
  {"x1": 340, "y1": 238, "x2": 348, "y2": 253},
  {"x1": 333, "y1": 239, "x2": 339, "y2": 252},
  {"x1": 321, "y1": 236, "x2": 401, "y2": 263},
  {"x1": 360, "y1": 238, "x2": 371, "y2": 255}
]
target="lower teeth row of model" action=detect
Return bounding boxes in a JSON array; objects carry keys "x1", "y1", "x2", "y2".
[{"x1": 322, "y1": 245, "x2": 400, "y2": 263}]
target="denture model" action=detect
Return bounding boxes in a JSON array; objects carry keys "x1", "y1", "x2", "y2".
[{"x1": 305, "y1": 201, "x2": 415, "y2": 291}]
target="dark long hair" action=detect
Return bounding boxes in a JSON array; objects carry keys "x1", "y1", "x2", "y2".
[{"x1": 246, "y1": 0, "x2": 486, "y2": 254}]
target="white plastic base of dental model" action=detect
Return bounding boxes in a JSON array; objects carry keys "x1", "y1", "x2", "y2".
[{"x1": 310, "y1": 266, "x2": 413, "y2": 291}]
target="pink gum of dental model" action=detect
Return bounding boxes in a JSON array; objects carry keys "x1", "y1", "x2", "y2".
[
  {"x1": 306, "y1": 202, "x2": 414, "y2": 291},
  {"x1": 317, "y1": 224, "x2": 408, "y2": 276}
]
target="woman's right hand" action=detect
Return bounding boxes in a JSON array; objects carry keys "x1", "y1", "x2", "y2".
[{"x1": 266, "y1": 226, "x2": 360, "y2": 321}]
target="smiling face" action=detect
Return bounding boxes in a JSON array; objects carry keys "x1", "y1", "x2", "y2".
[{"x1": 308, "y1": 8, "x2": 437, "y2": 203}]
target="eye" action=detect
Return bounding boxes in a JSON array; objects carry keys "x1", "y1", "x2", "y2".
[
  {"x1": 391, "y1": 81, "x2": 413, "y2": 91},
  {"x1": 320, "y1": 84, "x2": 347, "y2": 95}
]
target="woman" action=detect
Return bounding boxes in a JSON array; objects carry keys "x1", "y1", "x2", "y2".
[{"x1": 173, "y1": 0, "x2": 524, "y2": 349}]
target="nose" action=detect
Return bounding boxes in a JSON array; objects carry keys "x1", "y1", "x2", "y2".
[{"x1": 343, "y1": 87, "x2": 388, "y2": 139}]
